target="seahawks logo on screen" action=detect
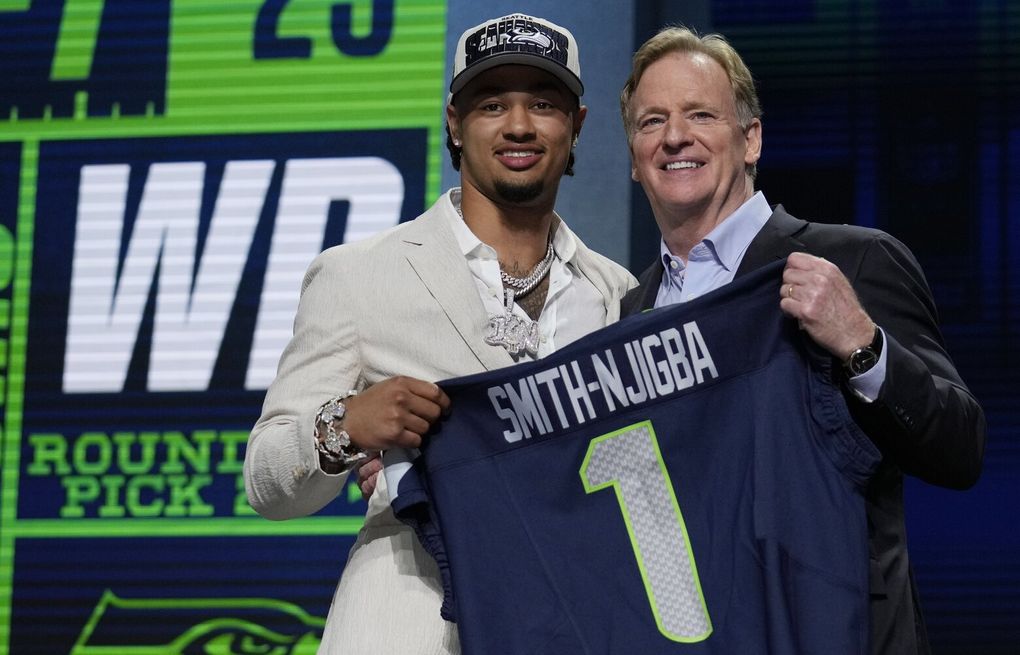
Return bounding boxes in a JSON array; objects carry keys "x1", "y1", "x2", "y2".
[{"x1": 72, "y1": 590, "x2": 324, "y2": 654}]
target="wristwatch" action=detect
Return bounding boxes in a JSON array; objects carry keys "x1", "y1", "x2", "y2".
[
  {"x1": 314, "y1": 392, "x2": 367, "y2": 471},
  {"x1": 843, "y1": 327, "x2": 883, "y2": 377}
]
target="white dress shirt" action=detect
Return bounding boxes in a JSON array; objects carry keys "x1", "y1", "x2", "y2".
[{"x1": 447, "y1": 188, "x2": 606, "y2": 360}]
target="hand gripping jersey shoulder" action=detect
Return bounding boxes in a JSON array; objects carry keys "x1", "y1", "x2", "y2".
[{"x1": 390, "y1": 261, "x2": 880, "y2": 655}]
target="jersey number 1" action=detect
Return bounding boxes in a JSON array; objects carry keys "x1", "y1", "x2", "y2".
[{"x1": 580, "y1": 420, "x2": 712, "y2": 642}]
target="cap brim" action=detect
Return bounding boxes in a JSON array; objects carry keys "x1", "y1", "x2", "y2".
[{"x1": 449, "y1": 53, "x2": 584, "y2": 99}]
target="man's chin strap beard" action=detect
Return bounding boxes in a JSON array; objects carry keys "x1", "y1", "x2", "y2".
[{"x1": 495, "y1": 179, "x2": 544, "y2": 204}]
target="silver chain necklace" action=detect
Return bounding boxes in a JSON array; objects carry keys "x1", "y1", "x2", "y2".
[
  {"x1": 456, "y1": 202, "x2": 553, "y2": 358},
  {"x1": 500, "y1": 240, "x2": 555, "y2": 295}
]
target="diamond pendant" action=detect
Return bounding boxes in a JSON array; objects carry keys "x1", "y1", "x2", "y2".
[{"x1": 485, "y1": 288, "x2": 540, "y2": 357}]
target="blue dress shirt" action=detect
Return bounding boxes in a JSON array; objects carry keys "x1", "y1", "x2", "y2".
[{"x1": 653, "y1": 191, "x2": 886, "y2": 400}]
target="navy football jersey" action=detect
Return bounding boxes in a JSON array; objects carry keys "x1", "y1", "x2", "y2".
[{"x1": 391, "y1": 261, "x2": 879, "y2": 654}]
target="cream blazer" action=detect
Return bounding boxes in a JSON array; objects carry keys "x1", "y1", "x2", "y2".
[{"x1": 245, "y1": 189, "x2": 636, "y2": 654}]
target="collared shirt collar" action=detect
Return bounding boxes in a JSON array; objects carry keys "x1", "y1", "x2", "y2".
[
  {"x1": 659, "y1": 240, "x2": 686, "y2": 287},
  {"x1": 443, "y1": 187, "x2": 578, "y2": 264},
  {"x1": 445, "y1": 188, "x2": 489, "y2": 258},
  {"x1": 656, "y1": 191, "x2": 772, "y2": 307},
  {"x1": 702, "y1": 190, "x2": 772, "y2": 271},
  {"x1": 440, "y1": 188, "x2": 603, "y2": 361},
  {"x1": 659, "y1": 191, "x2": 772, "y2": 273}
]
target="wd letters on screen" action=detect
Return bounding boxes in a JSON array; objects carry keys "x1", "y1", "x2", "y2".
[{"x1": 20, "y1": 130, "x2": 426, "y2": 520}]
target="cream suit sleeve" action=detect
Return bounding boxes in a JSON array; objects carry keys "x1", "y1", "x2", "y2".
[{"x1": 244, "y1": 247, "x2": 361, "y2": 520}]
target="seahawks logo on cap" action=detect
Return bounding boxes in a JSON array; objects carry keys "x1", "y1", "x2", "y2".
[
  {"x1": 505, "y1": 26, "x2": 555, "y2": 52},
  {"x1": 465, "y1": 16, "x2": 569, "y2": 67}
]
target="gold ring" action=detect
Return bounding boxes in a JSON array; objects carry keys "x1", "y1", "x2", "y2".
[{"x1": 786, "y1": 284, "x2": 793, "y2": 299}]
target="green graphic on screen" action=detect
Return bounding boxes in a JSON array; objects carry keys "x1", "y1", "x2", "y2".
[{"x1": 0, "y1": 1, "x2": 446, "y2": 651}]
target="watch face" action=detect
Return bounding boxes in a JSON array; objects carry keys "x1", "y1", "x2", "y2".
[{"x1": 849, "y1": 348, "x2": 878, "y2": 376}]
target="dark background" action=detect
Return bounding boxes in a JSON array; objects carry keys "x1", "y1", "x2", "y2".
[{"x1": 627, "y1": 2, "x2": 1019, "y2": 653}]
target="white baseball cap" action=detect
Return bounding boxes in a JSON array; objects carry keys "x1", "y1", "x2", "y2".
[{"x1": 449, "y1": 14, "x2": 583, "y2": 98}]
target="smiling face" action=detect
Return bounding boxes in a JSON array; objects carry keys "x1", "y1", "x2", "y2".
[
  {"x1": 627, "y1": 51, "x2": 761, "y2": 230},
  {"x1": 448, "y1": 64, "x2": 585, "y2": 208}
]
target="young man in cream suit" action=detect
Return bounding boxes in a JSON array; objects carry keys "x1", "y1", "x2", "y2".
[{"x1": 244, "y1": 14, "x2": 636, "y2": 654}]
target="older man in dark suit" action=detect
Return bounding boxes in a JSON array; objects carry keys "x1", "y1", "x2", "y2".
[{"x1": 619, "y1": 25, "x2": 985, "y2": 655}]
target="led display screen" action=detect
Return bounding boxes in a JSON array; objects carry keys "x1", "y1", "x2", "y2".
[{"x1": 1, "y1": 1, "x2": 444, "y2": 651}]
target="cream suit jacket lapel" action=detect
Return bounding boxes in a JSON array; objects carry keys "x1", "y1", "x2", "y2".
[
  {"x1": 569, "y1": 236, "x2": 623, "y2": 324},
  {"x1": 399, "y1": 206, "x2": 516, "y2": 373}
]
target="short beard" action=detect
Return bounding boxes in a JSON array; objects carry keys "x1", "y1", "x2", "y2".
[{"x1": 494, "y1": 178, "x2": 544, "y2": 204}]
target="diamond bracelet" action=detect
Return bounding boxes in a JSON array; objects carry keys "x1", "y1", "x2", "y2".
[{"x1": 314, "y1": 391, "x2": 367, "y2": 471}]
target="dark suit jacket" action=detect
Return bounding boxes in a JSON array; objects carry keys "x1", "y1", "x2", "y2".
[{"x1": 622, "y1": 205, "x2": 986, "y2": 655}]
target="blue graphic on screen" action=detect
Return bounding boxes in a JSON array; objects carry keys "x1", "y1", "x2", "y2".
[
  {"x1": 0, "y1": 0, "x2": 171, "y2": 119},
  {"x1": 21, "y1": 129, "x2": 426, "y2": 521}
]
